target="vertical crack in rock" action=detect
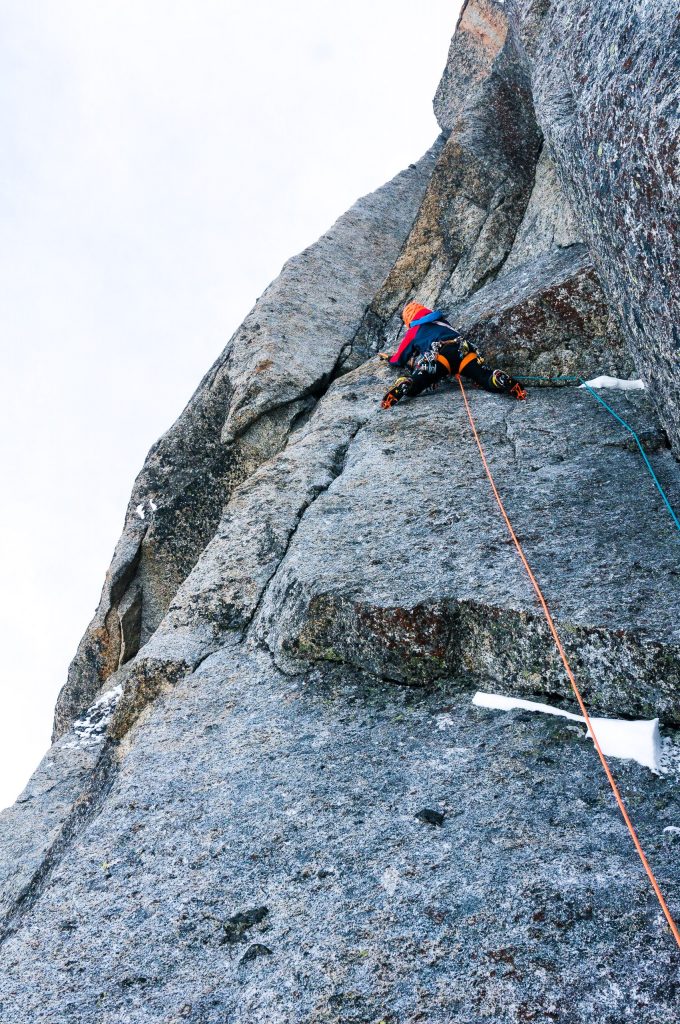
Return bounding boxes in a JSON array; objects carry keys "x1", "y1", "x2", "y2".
[
  {"x1": 499, "y1": 141, "x2": 582, "y2": 274},
  {"x1": 0, "y1": 742, "x2": 119, "y2": 948},
  {"x1": 347, "y1": 5, "x2": 542, "y2": 368},
  {"x1": 507, "y1": 0, "x2": 680, "y2": 455},
  {"x1": 99, "y1": 364, "x2": 385, "y2": 743},
  {"x1": 243, "y1": 427, "x2": 364, "y2": 642}
]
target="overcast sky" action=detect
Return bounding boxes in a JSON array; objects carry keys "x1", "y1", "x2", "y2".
[{"x1": 0, "y1": 0, "x2": 461, "y2": 810}]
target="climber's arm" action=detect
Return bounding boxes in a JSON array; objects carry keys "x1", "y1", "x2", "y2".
[{"x1": 389, "y1": 326, "x2": 419, "y2": 366}]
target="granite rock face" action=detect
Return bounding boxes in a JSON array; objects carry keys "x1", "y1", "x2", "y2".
[
  {"x1": 508, "y1": 0, "x2": 680, "y2": 455},
  {"x1": 348, "y1": 3, "x2": 542, "y2": 370},
  {"x1": 255, "y1": 380, "x2": 679, "y2": 723},
  {"x1": 53, "y1": 143, "x2": 441, "y2": 740},
  {"x1": 349, "y1": 0, "x2": 638, "y2": 391},
  {"x1": 2, "y1": 649, "x2": 679, "y2": 1023},
  {"x1": 2, "y1": 2, "x2": 680, "y2": 1021},
  {"x1": 434, "y1": 0, "x2": 508, "y2": 133}
]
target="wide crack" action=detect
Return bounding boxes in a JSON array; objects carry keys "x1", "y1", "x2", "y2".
[{"x1": 243, "y1": 418, "x2": 370, "y2": 647}]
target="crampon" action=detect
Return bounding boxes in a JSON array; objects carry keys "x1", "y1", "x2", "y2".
[{"x1": 381, "y1": 376, "x2": 412, "y2": 409}]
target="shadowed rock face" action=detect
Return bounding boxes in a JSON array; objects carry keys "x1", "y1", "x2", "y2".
[
  {"x1": 500, "y1": 144, "x2": 581, "y2": 274},
  {"x1": 2, "y1": 2, "x2": 680, "y2": 1020},
  {"x1": 508, "y1": 0, "x2": 680, "y2": 455},
  {"x1": 348, "y1": 9, "x2": 542, "y2": 368},
  {"x1": 450, "y1": 244, "x2": 634, "y2": 379}
]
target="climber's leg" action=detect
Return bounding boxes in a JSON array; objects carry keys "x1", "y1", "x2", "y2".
[{"x1": 462, "y1": 358, "x2": 527, "y2": 400}]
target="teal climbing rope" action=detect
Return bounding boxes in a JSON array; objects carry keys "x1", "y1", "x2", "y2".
[
  {"x1": 515, "y1": 374, "x2": 680, "y2": 532},
  {"x1": 579, "y1": 380, "x2": 680, "y2": 532},
  {"x1": 514, "y1": 375, "x2": 581, "y2": 382}
]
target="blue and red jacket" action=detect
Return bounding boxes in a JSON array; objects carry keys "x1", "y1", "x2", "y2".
[{"x1": 389, "y1": 307, "x2": 460, "y2": 367}]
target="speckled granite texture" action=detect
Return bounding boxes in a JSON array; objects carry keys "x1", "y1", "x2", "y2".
[
  {"x1": 508, "y1": 0, "x2": 680, "y2": 455},
  {"x1": 2, "y1": 1, "x2": 679, "y2": 1019}
]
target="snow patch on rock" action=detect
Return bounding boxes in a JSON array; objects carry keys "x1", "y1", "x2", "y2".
[
  {"x1": 63, "y1": 685, "x2": 124, "y2": 748},
  {"x1": 472, "y1": 691, "x2": 660, "y2": 771},
  {"x1": 380, "y1": 865, "x2": 400, "y2": 896},
  {"x1": 581, "y1": 376, "x2": 645, "y2": 391}
]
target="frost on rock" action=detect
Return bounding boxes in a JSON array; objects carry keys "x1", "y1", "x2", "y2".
[
  {"x1": 472, "y1": 691, "x2": 661, "y2": 771},
  {"x1": 134, "y1": 498, "x2": 158, "y2": 520},
  {"x1": 581, "y1": 376, "x2": 645, "y2": 391},
  {"x1": 63, "y1": 685, "x2": 123, "y2": 748},
  {"x1": 380, "y1": 865, "x2": 400, "y2": 896}
]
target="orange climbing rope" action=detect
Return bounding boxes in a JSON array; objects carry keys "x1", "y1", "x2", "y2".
[{"x1": 455, "y1": 374, "x2": 680, "y2": 948}]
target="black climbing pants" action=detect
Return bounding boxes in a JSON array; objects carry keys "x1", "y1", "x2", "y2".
[
  {"x1": 460, "y1": 356, "x2": 507, "y2": 392},
  {"x1": 407, "y1": 340, "x2": 513, "y2": 398}
]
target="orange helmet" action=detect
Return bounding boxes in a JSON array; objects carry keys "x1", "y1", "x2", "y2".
[{"x1": 402, "y1": 301, "x2": 429, "y2": 326}]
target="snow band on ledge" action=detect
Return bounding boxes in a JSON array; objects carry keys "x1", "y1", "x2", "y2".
[{"x1": 472, "y1": 691, "x2": 661, "y2": 772}]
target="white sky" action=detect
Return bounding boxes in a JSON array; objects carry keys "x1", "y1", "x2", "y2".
[{"x1": 0, "y1": 0, "x2": 461, "y2": 811}]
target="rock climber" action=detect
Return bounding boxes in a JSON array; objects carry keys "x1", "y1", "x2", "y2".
[{"x1": 380, "y1": 301, "x2": 527, "y2": 409}]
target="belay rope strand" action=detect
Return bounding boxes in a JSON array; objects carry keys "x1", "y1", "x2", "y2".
[
  {"x1": 516, "y1": 374, "x2": 680, "y2": 532},
  {"x1": 455, "y1": 374, "x2": 680, "y2": 949},
  {"x1": 579, "y1": 379, "x2": 680, "y2": 532}
]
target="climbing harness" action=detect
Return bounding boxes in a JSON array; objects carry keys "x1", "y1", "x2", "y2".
[
  {"x1": 455, "y1": 373, "x2": 680, "y2": 948},
  {"x1": 458, "y1": 351, "x2": 478, "y2": 375}
]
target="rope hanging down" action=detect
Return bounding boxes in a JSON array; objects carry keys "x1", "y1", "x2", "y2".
[
  {"x1": 515, "y1": 374, "x2": 680, "y2": 532},
  {"x1": 578, "y1": 380, "x2": 680, "y2": 532},
  {"x1": 455, "y1": 374, "x2": 680, "y2": 949}
]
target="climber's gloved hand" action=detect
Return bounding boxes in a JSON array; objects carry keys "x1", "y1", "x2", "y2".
[{"x1": 378, "y1": 352, "x2": 391, "y2": 362}]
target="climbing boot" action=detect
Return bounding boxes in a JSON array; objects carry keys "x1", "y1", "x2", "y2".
[
  {"x1": 509, "y1": 381, "x2": 527, "y2": 401},
  {"x1": 490, "y1": 369, "x2": 512, "y2": 392},
  {"x1": 381, "y1": 375, "x2": 412, "y2": 409}
]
